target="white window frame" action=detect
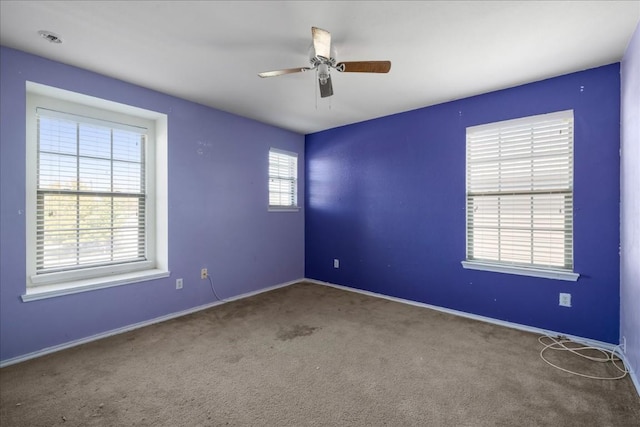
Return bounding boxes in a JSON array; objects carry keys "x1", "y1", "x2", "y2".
[
  {"x1": 268, "y1": 148, "x2": 300, "y2": 211},
  {"x1": 461, "y1": 110, "x2": 579, "y2": 282},
  {"x1": 24, "y1": 82, "x2": 169, "y2": 301}
]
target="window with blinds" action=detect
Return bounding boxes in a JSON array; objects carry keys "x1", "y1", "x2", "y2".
[
  {"x1": 36, "y1": 108, "x2": 147, "y2": 274},
  {"x1": 465, "y1": 110, "x2": 574, "y2": 272},
  {"x1": 269, "y1": 148, "x2": 298, "y2": 209}
]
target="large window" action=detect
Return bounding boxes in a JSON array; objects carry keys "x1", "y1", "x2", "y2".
[
  {"x1": 25, "y1": 83, "x2": 168, "y2": 300},
  {"x1": 36, "y1": 109, "x2": 147, "y2": 273},
  {"x1": 269, "y1": 148, "x2": 299, "y2": 210},
  {"x1": 462, "y1": 110, "x2": 578, "y2": 281}
]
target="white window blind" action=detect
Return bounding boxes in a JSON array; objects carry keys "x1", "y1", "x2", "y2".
[
  {"x1": 36, "y1": 108, "x2": 147, "y2": 274},
  {"x1": 269, "y1": 148, "x2": 298, "y2": 209},
  {"x1": 466, "y1": 110, "x2": 574, "y2": 271}
]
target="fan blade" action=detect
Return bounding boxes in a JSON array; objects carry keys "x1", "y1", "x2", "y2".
[
  {"x1": 258, "y1": 67, "x2": 311, "y2": 78},
  {"x1": 319, "y1": 75, "x2": 333, "y2": 98},
  {"x1": 336, "y1": 61, "x2": 391, "y2": 73},
  {"x1": 312, "y1": 27, "x2": 331, "y2": 59}
]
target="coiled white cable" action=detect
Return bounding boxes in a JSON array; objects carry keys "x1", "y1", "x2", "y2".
[{"x1": 538, "y1": 335, "x2": 628, "y2": 380}]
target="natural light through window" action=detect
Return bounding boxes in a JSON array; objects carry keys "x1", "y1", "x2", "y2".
[
  {"x1": 24, "y1": 83, "x2": 169, "y2": 301},
  {"x1": 462, "y1": 110, "x2": 579, "y2": 281},
  {"x1": 37, "y1": 111, "x2": 147, "y2": 272},
  {"x1": 269, "y1": 148, "x2": 299, "y2": 210}
]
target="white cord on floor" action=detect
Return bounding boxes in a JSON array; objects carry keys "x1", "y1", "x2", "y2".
[
  {"x1": 538, "y1": 335, "x2": 628, "y2": 380},
  {"x1": 207, "y1": 274, "x2": 226, "y2": 302}
]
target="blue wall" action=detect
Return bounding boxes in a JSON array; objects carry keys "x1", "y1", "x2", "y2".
[
  {"x1": 0, "y1": 47, "x2": 305, "y2": 363},
  {"x1": 305, "y1": 64, "x2": 621, "y2": 344}
]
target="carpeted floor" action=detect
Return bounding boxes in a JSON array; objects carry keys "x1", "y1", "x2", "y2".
[{"x1": 1, "y1": 282, "x2": 638, "y2": 426}]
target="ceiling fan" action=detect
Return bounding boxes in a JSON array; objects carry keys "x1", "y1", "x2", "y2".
[{"x1": 258, "y1": 27, "x2": 391, "y2": 98}]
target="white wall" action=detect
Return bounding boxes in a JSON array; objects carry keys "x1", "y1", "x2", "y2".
[{"x1": 620, "y1": 21, "x2": 640, "y2": 394}]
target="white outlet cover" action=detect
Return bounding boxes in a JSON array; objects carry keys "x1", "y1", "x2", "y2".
[
  {"x1": 334, "y1": 259, "x2": 339, "y2": 268},
  {"x1": 559, "y1": 293, "x2": 571, "y2": 307},
  {"x1": 176, "y1": 278, "x2": 183, "y2": 289}
]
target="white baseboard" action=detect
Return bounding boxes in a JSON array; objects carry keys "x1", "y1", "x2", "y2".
[
  {"x1": 307, "y1": 278, "x2": 640, "y2": 397},
  {"x1": 621, "y1": 354, "x2": 639, "y2": 397},
  {"x1": 0, "y1": 278, "x2": 302, "y2": 368},
  {"x1": 5, "y1": 276, "x2": 638, "y2": 398},
  {"x1": 305, "y1": 279, "x2": 618, "y2": 350}
]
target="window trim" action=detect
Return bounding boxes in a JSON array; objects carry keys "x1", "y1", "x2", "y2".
[
  {"x1": 268, "y1": 147, "x2": 300, "y2": 211},
  {"x1": 24, "y1": 82, "x2": 169, "y2": 300},
  {"x1": 463, "y1": 110, "x2": 579, "y2": 281},
  {"x1": 21, "y1": 269, "x2": 170, "y2": 302},
  {"x1": 461, "y1": 260, "x2": 579, "y2": 281}
]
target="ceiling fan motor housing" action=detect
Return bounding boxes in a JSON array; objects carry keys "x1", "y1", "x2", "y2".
[
  {"x1": 309, "y1": 44, "x2": 337, "y2": 86},
  {"x1": 309, "y1": 45, "x2": 337, "y2": 66}
]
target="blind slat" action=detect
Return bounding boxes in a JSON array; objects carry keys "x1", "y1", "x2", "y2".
[
  {"x1": 36, "y1": 113, "x2": 147, "y2": 273},
  {"x1": 269, "y1": 149, "x2": 298, "y2": 208},
  {"x1": 466, "y1": 110, "x2": 574, "y2": 270}
]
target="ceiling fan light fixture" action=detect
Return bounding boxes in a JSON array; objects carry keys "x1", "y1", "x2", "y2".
[{"x1": 318, "y1": 63, "x2": 330, "y2": 85}]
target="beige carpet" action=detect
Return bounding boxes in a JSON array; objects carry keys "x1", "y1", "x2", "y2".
[{"x1": 1, "y1": 282, "x2": 638, "y2": 426}]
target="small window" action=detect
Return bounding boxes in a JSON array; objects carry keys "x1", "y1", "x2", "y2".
[
  {"x1": 462, "y1": 110, "x2": 578, "y2": 281},
  {"x1": 269, "y1": 148, "x2": 298, "y2": 210}
]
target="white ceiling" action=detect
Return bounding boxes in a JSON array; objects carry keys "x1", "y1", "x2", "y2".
[{"x1": 1, "y1": 1, "x2": 638, "y2": 135}]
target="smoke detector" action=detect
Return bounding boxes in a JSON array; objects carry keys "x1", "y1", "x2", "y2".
[{"x1": 38, "y1": 30, "x2": 62, "y2": 44}]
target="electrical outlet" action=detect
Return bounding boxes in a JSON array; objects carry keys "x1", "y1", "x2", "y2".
[
  {"x1": 176, "y1": 278, "x2": 183, "y2": 289},
  {"x1": 621, "y1": 336, "x2": 626, "y2": 353},
  {"x1": 201, "y1": 268, "x2": 208, "y2": 279},
  {"x1": 334, "y1": 259, "x2": 339, "y2": 269},
  {"x1": 559, "y1": 293, "x2": 571, "y2": 307}
]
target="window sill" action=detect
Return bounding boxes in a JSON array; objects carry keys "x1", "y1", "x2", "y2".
[
  {"x1": 461, "y1": 261, "x2": 579, "y2": 282},
  {"x1": 22, "y1": 269, "x2": 170, "y2": 302},
  {"x1": 268, "y1": 206, "x2": 301, "y2": 212}
]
